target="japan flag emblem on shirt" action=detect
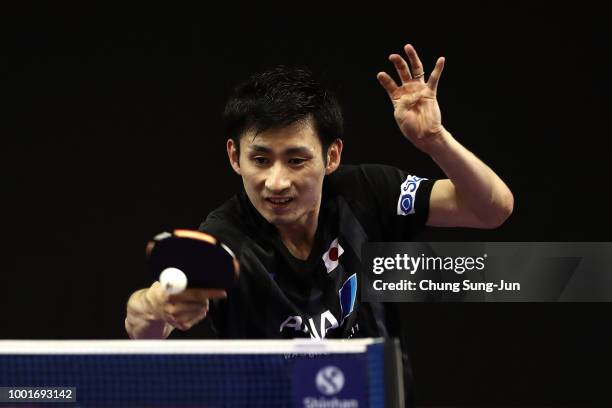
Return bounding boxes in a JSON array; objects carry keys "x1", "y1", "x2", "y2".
[{"x1": 322, "y1": 238, "x2": 344, "y2": 274}]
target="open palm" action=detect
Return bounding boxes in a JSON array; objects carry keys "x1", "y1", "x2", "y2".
[{"x1": 377, "y1": 44, "x2": 445, "y2": 151}]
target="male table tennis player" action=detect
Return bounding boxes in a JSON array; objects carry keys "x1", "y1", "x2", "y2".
[{"x1": 125, "y1": 43, "x2": 513, "y2": 399}]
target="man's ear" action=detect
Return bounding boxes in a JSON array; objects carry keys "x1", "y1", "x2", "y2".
[
  {"x1": 227, "y1": 139, "x2": 241, "y2": 175},
  {"x1": 325, "y1": 139, "x2": 343, "y2": 175}
]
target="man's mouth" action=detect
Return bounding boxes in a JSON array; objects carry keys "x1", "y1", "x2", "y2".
[{"x1": 265, "y1": 197, "x2": 294, "y2": 206}]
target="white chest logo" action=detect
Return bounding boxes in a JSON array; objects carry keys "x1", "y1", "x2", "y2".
[{"x1": 279, "y1": 311, "x2": 339, "y2": 339}]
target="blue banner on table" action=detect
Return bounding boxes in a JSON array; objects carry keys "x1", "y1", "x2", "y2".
[{"x1": 361, "y1": 242, "x2": 612, "y2": 302}]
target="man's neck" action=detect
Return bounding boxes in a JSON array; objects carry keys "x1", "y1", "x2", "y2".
[{"x1": 276, "y1": 213, "x2": 319, "y2": 261}]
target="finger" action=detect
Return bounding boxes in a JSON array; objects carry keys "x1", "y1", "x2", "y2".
[
  {"x1": 169, "y1": 289, "x2": 227, "y2": 303},
  {"x1": 165, "y1": 300, "x2": 208, "y2": 316},
  {"x1": 204, "y1": 289, "x2": 229, "y2": 299},
  {"x1": 164, "y1": 314, "x2": 180, "y2": 328},
  {"x1": 168, "y1": 299, "x2": 208, "y2": 309},
  {"x1": 175, "y1": 316, "x2": 205, "y2": 331},
  {"x1": 173, "y1": 307, "x2": 208, "y2": 323},
  {"x1": 376, "y1": 72, "x2": 398, "y2": 100},
  {"x1": 427, "y1": 57, "x2": 445, "y2": 92},
  {"x1": 174, "y1": 308, "x2": 208, "y2": 331},
  {"x1": 404, "y1": 44, "x2": 425, "y2": 81},
  {"x1": 149, "y1": 281, "x2": 171, "y2": 303},
  {"x1": 389, "y1": 54, "x2": 412, "y2": 83}
]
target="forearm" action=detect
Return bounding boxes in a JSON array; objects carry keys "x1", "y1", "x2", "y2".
[
  {"x1": 425, "y1": 128, "x2": 514, "y2": 227},
  {"x1": 125, "y1": 288, "x2": 174, "y2": 339}
]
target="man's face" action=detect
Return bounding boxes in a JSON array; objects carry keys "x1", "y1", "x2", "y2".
[{"x1": 227, "y1": 119, "x2": 341, "y2": 229}]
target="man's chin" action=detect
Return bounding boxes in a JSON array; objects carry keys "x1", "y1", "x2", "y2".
[{"x1": 265, "y1": 214, "x2": 296, "y2": 226}]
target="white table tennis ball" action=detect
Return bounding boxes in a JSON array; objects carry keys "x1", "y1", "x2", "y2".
[{"x1": 159, "y1": 267, "x2": 187, "y2": 294}]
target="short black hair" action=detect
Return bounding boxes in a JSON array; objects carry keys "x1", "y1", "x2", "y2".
[{"x1": 223, "y1": 66, "x2": 343, "y2": 159}]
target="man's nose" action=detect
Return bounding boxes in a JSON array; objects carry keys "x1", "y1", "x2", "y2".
[{"x1": 264, "y1": 163, "x2": 291, "y2": 192}]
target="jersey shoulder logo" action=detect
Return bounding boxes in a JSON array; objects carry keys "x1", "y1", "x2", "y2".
[{"x1": 397, "y1": 174, "x2": 427, "y2": 216}]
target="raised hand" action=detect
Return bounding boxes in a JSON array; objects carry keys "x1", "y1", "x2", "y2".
[{"x1": 377, "y1": 44, "x2": 446, "y2": 152}]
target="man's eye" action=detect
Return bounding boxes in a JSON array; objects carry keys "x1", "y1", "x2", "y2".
[
  {"x1": 288, "y1": 158, "x2": 307, "y2": 165},
  {"x1": 253, "y1": 157, "x2": 269, "y2": 165}
]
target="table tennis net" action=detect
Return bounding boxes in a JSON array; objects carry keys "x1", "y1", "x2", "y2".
[{"x1": 0, "y1": 339, "x2": 399, "y2": 407}]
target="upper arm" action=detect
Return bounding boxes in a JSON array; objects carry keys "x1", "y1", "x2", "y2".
[{"x1": 426, "y1": 179, "x2": 493, "y2": 228}]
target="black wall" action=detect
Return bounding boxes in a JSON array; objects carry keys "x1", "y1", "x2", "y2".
[{"x1": 4, "y1": 4, "x2": 611, "y2": 405}]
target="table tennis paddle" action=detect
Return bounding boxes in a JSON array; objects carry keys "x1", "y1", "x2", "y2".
[{"x1": 146, "y1": 229, "x2": 239, "y2": 294}]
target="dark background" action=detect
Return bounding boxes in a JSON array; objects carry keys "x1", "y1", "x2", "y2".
[{"x1": 3, "y1": 3, "x2": 611, "y2": 406}]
